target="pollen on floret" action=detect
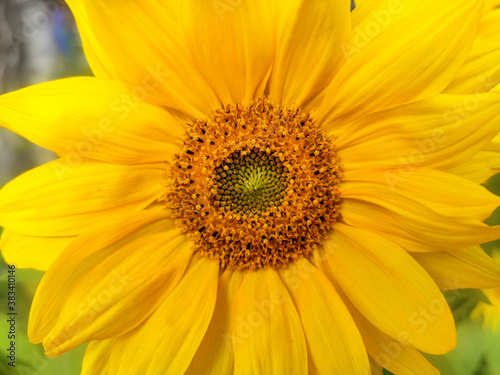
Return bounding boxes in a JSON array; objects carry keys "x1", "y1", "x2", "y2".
[{"x1": 163, "y1": 98, "x2": 342, "y2": 270}]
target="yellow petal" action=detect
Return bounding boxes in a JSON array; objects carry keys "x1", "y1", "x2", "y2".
[
  {"x1": 319, "y1": 0, "x2": 482, "y2": 127},
  {"x1": 321, "y1": 224, "x2": 456, "y2": 354},
  {"x1": 349, "y1": 0, "x2": 405, "y2": 30},
  {"x1": 444, "y1": 41, "x2": 500, "y2": 94},
  {"x1": 186, "y1": 270, "x2": 243, "y2": 375},
  {"x1": 449, "y1": 134, "x2": 500, "y2": 183},
  {"x1": 447, "y1": 150, "x2": 500, "y2": 183},
  {"x1": 0, "y1": 229, "x2": 75, "y2": 271},
  {"x1": 106, "y1": 257, "x2": 219, "y2": 375},
  {"x1": 350, "y1": 305, "x2": 440, "y2": 375},
  {"x1": 342, "y1": 168, "x2": 500, "y2": 221},
  {"x1": 181, "y1": 0, "x2": 274, "y2": 105},
  {"x1": 231, "y1": 269, "x2": 307, "y2": 375},
  {"x1": 279, "y1": 258, "x2": 369, "y2": 374},
  {"x1": 478, "y1": 8, "x2": 500, "y2": 41},
  {"x1": 81, "y1": 339, "x2": 114, "y2": 375},
  {"x1": 313, "y1": 247, "x2": 437, "y2": 374},
  {"x1": 338, "y1": 200, "x2": 429, "y2": 252},
  {"x1": 320, "y1": 266, "x2": 441, "y2": 375},
  {"x1": 483, "y1": 0, "x2": 500, "y2": 12},
  {"x1": 485, "y1": 134, "x2": 500, "y2": 151},
  {"x1": 269, "y1": 0, "x2": 350, "y2": 107},
  {"x1": 412, "y1": 246, "x2": 500, "y2": 290},
  {"x1": 66, "y1": 0, "x2": 220, "y2": 118},
  {"x1": 335, "y1": 93, "x2": 500, "y2": 171},
  {"x1": 0, "y1": 160, "x2": 165, "y2": 236},
  {"x1": 0, "y1": 77, "x2": 183, "y2": 164},
  {"x1": 341, "y1": 188, "x2": 500, "y2": 252},
  {"x1": 42, "y1": 232, "x2": 193, "y2": 356},
  {"x1": 28, "y1": 210, "x2": 171, "y2": 345}
]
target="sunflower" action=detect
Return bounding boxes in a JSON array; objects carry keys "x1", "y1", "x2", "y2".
[{"x1": 1, "y1": 0, "x2": 500, "y2": 374}]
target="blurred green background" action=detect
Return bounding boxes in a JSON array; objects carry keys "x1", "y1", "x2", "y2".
[{"x1": 0, "y1": 0, "x2": 499, "y2": 374}]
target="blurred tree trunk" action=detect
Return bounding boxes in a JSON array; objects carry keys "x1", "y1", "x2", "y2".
[
  {"x1": 0, "y1": 0, "x2": 58, "y2": 185},
  {"x1": 0, "y1": 0, "x2": 21, "y2": 94},
  {"x1": 1, "y1": 0, "x2": 62, "y2": 93}
]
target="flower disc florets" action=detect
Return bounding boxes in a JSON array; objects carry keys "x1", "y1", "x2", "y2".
[{"x1": 165, "y1": 98, "x2": 342, "y2": 270}]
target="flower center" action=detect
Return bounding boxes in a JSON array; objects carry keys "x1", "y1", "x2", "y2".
[
  {"x1": 164, "y1": 98, "x2": 342, "y2": 270},
  {"x1": 214, "y1": 149, "x2": 287, "y2": 216}
]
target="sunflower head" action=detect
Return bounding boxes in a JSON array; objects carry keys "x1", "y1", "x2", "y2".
[{"x1": 0, "y1": 0, "x2": 500, "y2": 374}]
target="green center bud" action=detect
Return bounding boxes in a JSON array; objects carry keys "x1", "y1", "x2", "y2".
[{"x1": 214, "y1": 149, "x2": 287, "y2": 216}]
